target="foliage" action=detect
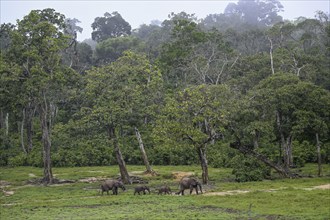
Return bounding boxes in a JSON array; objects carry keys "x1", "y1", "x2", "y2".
[
  {"x1": 91, "y1": 11, "x2": 131, "y2": 42},
  {"x1": 224, "y1": 0, "x2": 283, "y2": 26},
  {"x1": 1, "y1": 6, "x2": 329, "y2": 184},
  {"x1": 95, "y1": 36, "x2": 145, "y2": 64},
  {"x1": 231, "y1": 154, "x2": 271, "y2": 182}
]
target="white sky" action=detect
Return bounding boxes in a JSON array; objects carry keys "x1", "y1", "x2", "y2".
[{"x1": 1, "y1": 0, "x2": 329, "y2": 41}]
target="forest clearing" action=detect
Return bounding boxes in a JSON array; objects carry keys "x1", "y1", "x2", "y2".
[
  {"x1": 1, "y1": 164, "x2": 329, "y2": 219},
  {"x1": 1, "y1": 1, "x2": 330, "y2": 219}
]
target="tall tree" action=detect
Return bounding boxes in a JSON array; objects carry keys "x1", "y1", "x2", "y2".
[
  {"x1": 91, "y1": 11, "x2": 131, "y2": 42},
  {"x1": 224, "y1": 0, "x2": 283, "y2": 27},
  {"x1": 95, "y1": 36, "x2": 144, "y2": 64},
  {"x1": 247, "y1": 74, "x2": 330, "y2": 172},
  {"x1": 7, "y1": 8, "x2": 72, "y2": 184},
  {"x1": 155, "y1": 85, "x2": 231, "y2": 184},
  {"x1": 81, "y1": 51, "x2": 161, "y2": 183}
]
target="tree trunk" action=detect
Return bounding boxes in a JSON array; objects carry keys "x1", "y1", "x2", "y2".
[
  {"x1": 316, "y1": 133, "x2": 322, "y2": 177},
  {"x1": 287, "y1": 135, "x2": 293, "y2": 167},
  {"x1": 108, "y1": 125, "x2": 131, "y2": 184},
  {"x1": 5, "y1": 112, "x2": 9, "y2": 136},
  {"x1": 20, "y1": 109, "x2": 27, "y2": 154},
  {"x1": 135, "y1": 127, "x2": 156, "y2": 175},
  {"x1": 230, "y1": 141, "x2": 299, "y2": 178},
  {"x1": 0, "y1": 109, "x2": 4, "y2": 130},
  {"x1": 253, "y1": 129, "x2": 260, "y2": 149},
  {"x1": 26, "y1": 104, "x2": 35, "y2": 153},
  {"x1": 197, "y1": 145, "x2": 209, "y2": 184},
  {"x1": 39, "y1": 103, "x2": 53, "y2": 185},
  {"x1": 276, "y1": 111, "x2": 291, "y2": 169},
  {"x1": 268, "y1": 37, "x2": 275, "y2": 75}
]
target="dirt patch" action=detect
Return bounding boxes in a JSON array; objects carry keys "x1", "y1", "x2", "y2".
[
  {"x1": 204, "y1": 190, "x2": 250, "y2": 196},
  {"x1": 79, "y1": 177, "x2": 106, "y2": 183},
  {"x1": 172, "y1": 172, "x2": 195, "y2": 181},
  {"x1": 302, "y1": 184, "x2": 330, "y2": 191},
  {"x1": 312, "y1": 184, "x2": 330, "y2": 190},
  {"x1": 204, "y1": 184, "x2": 330, "y2": 196},
  {"x1": 0, "y1": 180, "x2": 13, "y2": 197},
  {"x1": 2, "y1": 190, "x2": 14, "y2": 196},
  {"x1": 0, "y1": 180, "x2": 10, "y2": 187},
  {"x1": 28, "y1": 173, "x2": 37, "y2": 177},
  {"x1": 25, "y1": 178, "x2": 75, "y2": 185},
  {"x1": 130, "y1": 171, "x2": 145, "y2": 175}
]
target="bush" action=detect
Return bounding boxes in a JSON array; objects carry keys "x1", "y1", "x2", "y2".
[
  {"x1": 52, "y1": 143, "x2": 115, "y2": 167},
  {"x1": 231, "y1": 154, "x2": 271, "y2": 182},
  {"x1": 208, "y1": 143, "x2": 237, "y2": 168},
  {"x1": 8, "y1": 153, "x2": 28, "y2": 167}
]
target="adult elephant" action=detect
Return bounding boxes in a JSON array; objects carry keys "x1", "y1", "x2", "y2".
[
  {"x1": 101, "y1": 179, "x2": 126, "y2": 195},
  {"x1": 177, "y1": 177, "x2": 202, "y2": 195}
]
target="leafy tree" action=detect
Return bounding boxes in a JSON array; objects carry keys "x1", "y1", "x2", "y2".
[
  {"x1": 91, "y1": 11, "x2": 131, "y2": 42},
  {"x1": 159, "y1": 16, "x2": 239, "y2": 88},
  {"x1": 95, "y1": 36, "x2": 144, "y2": 64},
  {"x1": 64, "y1": 18, "x2": 83, "y2": 36},
  {"x1": 133, "y1": 24, "x2": 161, "y2": 41},
  {"x1": 0, "y1": 23, "x2": 15, "y2": 51},
  {"x1": 246, "y1": 74, "x2": 330, "y2": 173},
  {"x1": 266, "y1": 16, "x2": 330, "y2": 88},
  {"x1": 224, "y1": 0, "x2": 283, "y2": 27},
  {"x1": 133, "y1": 24, "x2": 163, "y2": 61},
  {"x1": 79, "y1": 51, "x2": 161, "y2": 183},
  {"x1": 5, "y1": 8, "x2": 73, "y2": 184},
  {"x1": 201, "y1": 13, "x2": 245, "y2": 32},
  {"x1": 61, "y1": 18, "x2": 84, "y2": 69},
  {"x1": 155, "y1": 85, "x2": 232, "y2": 183},
  {"x1": 73, "y1": 42, "x2": 93, "y2": 72}
]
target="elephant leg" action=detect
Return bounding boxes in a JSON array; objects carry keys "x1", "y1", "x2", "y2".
[
  {"x1": 190, "y1": 186, "x2": 194, "y2": 194},
  {"x1": 195, "y1": 186, "x2": 198, "y2": 195}
]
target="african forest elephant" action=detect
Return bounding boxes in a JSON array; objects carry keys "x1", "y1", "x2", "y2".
[
  {"x1": 158, "y1": 186, "x2": 172, "y2": 195},
  {"x1": 101, "y1": 179, "x2": 126, "y2": 195},
  {"x1": 177, "y1": 177, "x2": 202, "y2": 195},
  {"x1": 134, "y1": 186, "x2": 150, "y2": 195}
]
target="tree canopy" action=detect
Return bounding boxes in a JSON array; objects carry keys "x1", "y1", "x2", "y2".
[
  {"x1": 1, "y1": 5, "x2": 329, "y2": 183},
  {"x1": 91, "y1": 11, "x2": 131, "y2": 42}
]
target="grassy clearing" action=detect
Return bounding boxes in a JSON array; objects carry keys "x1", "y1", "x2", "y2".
[{"x1": 0, "y1": 164, "x2": 329, "y2": 219}]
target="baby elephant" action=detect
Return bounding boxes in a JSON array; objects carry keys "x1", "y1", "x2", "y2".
[
  {"x1": 134, "y1": 185, "x2": 150, "y2": 195},
  {"x1": 158, "y1": 186, "x2": 172, "y2": 195}
]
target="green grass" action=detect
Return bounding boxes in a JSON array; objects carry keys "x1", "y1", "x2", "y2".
[{"x1": 1, "y1": 164, "x2": 329, "y2": 219}]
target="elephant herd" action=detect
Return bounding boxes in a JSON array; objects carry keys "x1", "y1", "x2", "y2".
[{"x1": 100, "y1": 177, "x2": 203, "y2": 196}]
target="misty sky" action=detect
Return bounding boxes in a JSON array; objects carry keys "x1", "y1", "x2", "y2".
[{"x1": 1, "y1": 0, "x2": 329, "y2": 41}]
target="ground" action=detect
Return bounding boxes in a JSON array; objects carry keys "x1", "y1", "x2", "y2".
[{"x1": 0, "y1": 165, "x2": 329, "y2": 219}]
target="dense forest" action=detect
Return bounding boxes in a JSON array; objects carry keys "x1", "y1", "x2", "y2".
[{"x1": 1, "y1": 0, "x2": 329, "y2": 185}]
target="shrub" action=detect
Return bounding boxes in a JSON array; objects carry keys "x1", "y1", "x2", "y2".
[
  {"x1": 208, "y1": 143, "x2": 237, "y2": 168},
  {"x1": 8, "y1": 153, "x2": 28, "y2": 167},
  {"x1": 231, "y1": 154, "x2": 271, "y2": 182}
]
